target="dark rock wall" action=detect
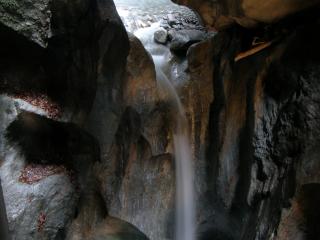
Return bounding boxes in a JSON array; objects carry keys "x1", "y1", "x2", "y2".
[
  {"x1": 0, "y1": 0, "x2": 131, "y2": 239},
  {"x1": 200, "y1": 11, "x2": 320, "y2": 240},
  {"x1": 173, "y1": 0, "x2": 320, "y2": 29}
]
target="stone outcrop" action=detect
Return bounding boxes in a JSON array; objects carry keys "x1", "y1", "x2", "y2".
[
  {"x1": 0, "y1": 0, "x2": 51, "y2": 47},
  {"x1": 0, "y1": 0, "x2": 128, "y2": 124},
  {"x1": 173, "y1": 0, "x2": 320, "y2": 29},
  {"x1": 0, "y1": 0, "x2": 133, "y2": 239},
  {"x1": 199, "y1": 11, "x2": 320, "y2": 240}
]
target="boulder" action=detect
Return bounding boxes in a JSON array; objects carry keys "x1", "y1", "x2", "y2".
[
  {"x1": 154, "y1": 28, "x2": 168, "y2": 44},
  {"x1": 168, "y1": 29, "x2": 208, "y2": 53},
  {"x1": 0, "y1": 152, "x2": 78, "y2": 240},
  {"x1": 0, "y1": 95, "x2": 100, "y2": 239}
]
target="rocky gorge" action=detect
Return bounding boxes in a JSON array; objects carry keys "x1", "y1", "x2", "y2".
[{"x1": 0, "y1": 0, "x2": 320, "y2": 240}]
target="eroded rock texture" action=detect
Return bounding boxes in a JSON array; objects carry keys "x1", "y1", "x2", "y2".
[
  {"x1": 0, "y1": 0, "x2": 131, "y2": 239},
  {"x1": 201, "y1": 11, "x2": 320, "y2": 240},
  {"x1": 173, "y1": 0, "x2": 320, "y2": 29},
  {"x1": 1, "y1": 0, "x2": 320, "y2": 239}
]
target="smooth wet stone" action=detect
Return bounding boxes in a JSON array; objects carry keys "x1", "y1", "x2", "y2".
[
  {"x1": 154, "y1": 27, "x2": 168, "y2": 44},
  {"x1": 168, "y1": 29, "x2": 207, "y2": 52},
  {"x1": 0, "y1": 148, "x2": 78, "y2": 240},
  {"x1": 91, "y1": 217, "x2": 150, "y2": 240}
]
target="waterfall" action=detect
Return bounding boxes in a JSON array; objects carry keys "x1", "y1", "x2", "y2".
[{"x1": 135, "y1": 24, "x2": 195, "y2": 240}]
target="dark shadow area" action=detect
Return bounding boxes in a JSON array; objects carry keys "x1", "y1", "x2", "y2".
[
  {"x1": 297, "y1": 183, "x2": 320, "y2": 240},
  {"x1": 0, "y1": 179, "x2": 9, "y2": 240},
  {"x1": 0, "y1": 23, "x2": 47, "y2": 95},
  {"x1": 5, "y1": 111, "x2": 99, "y2": 169}
]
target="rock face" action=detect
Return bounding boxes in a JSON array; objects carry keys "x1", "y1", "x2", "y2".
[
  {"x1": 101, "y1": 2, "x2": 216, "y2": 239},
  {"x1": 92, "y1": 33, "x2": 173, "y2": 240},
  {"x1": 0, "y1": 0, "x2": 127, "y2": 124},
  {"x1": 0, "y1": 0, "x2": 51, "y2": 47},
  {"x1": 0, "y1": 0, "x2": 132, "y2": 239},
  {"x1": 91, "y1": 217, "x2": 150, "y2": 240},
  {"x1": 199, "y1": 11, "x2": 320, "y2": 240},
  {"x1": 1, "y1": 0, "x2": 320, "y2": 240},
  {"x1": 173, "y1": 0, "x2": 320, "y2": 29}
]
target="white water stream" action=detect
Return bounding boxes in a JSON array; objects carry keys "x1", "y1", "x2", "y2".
[
  {"x1": 135, "y1": 21, "x2": 195, "y2": 240},
  {"x1": 114, "y1": 0, "x2": 196, "y2": 239}
]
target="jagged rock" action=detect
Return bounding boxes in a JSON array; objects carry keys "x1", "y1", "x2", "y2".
[
  {"x1": 0, "y1": 0, "x2": 128, "y2": 124},
  {"x1": 0, "y1": 94, "x2": 101, "y2": 239},
  {"x1": 154, "y1": 28, "x2": 168, "y2": 44},
  {"x1": 0, "y1": 0, "x2": 51, "y2": 47},
  {"x1": 201, "y1": 14, "x2": 320, "y2": 239},
  {"x1": 160, "y1": 6, "x2": 204, "y2": 31},
  {"x1": 0, "y1": 1, "x2": 128, "y2": 238}
]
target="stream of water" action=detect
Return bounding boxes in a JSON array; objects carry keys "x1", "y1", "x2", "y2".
[
  {"x1": 116, "y1": 0, "x2": 196, "y2": 237},
  {"x1": 135, "y1": 23, "x2": 195, "y2": 240},
  {"x1": 115, "y1": 0, "x2": 196, "y2": 240}
]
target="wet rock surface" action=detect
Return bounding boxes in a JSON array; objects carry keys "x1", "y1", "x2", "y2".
[
  {"x1": 0, "y1": 0, "x2": 51, "y2": 47},
  {"x1": 168, "y1": 29, "x2": 208, "y2": 52},
  {"x1": 91, "y1": 217, "x2": 150, "y2": 240},
  {"x1": 154, "y1": 28, "x2": 168, "y2": 44},
  {"x1": 0, "y1": 95, "x2": 100, "y2": 239},
  {"x1": 200, "y1": 12, "x2": 320, "y2": 240},
  {"x1": 115, "y1": 0, "x2": 203, "y2": 32},
  {"x1": 0, "y1": 150, "x2": 77, "y2": 240},
  {"x1": 114, "y1": 0, "x2": 209, "y2": 56},
  {"x1": 173, "y1": 0, "x2": 320, "y2": 29},
  {"x1": 0, "y1": 0, "x2": 134, "y2": 239},
  {"x1": 1, "y1": 0, "x2": 320, "y2": 240}
]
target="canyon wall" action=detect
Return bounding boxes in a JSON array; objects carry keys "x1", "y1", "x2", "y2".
[
  {"x1": 0, "y1": 0, "x2": 320, "y2": 240},
  {"x1": 180, "y1": 1, "x2": 320, "y2": 239},
  {"x1": 0, "y1": 0, "x2": 136, "y2": 239},
  {"x1": 173, "y1": 0, "x2": 320, "y2": 29}
]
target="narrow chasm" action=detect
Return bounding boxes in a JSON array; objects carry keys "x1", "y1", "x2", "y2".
[{"x1": 0, "y1": 1, "x2": 320, "y2": 240}]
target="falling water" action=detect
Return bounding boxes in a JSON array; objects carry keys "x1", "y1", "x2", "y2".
[{"x1": 135, "y1": 23, "x2": 195, "y2": 240}]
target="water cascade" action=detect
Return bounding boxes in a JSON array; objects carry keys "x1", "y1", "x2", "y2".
[
  {"x1": 135, "y1": 24, "x2": 195, "y2": 240},
  {"x1": 115, "y1": 1, "x2": 196, "y2": 239}
]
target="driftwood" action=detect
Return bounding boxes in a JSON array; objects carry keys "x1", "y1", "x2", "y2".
[{"x1": 235, "y1": 41, "x2": 273, "y2": 62}]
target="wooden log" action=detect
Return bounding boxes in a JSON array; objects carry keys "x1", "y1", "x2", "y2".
[{"x1": 235, "y1": 41, "x2": 273, "y2": 62}]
